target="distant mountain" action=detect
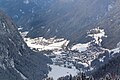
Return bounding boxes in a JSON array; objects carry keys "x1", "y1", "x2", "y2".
[
  {"x1": 26, "y1": 0, "x2": 120, "y2": 49},
  {"x1": 94, "y1": 0, "x2": 120, "y2": 49},
  {"x1": 0, "y1": 0, "x2": 119, "y2": 49},
  {"x1": 23, "y1": 0, "x2": 110, "y2": 40},
  {"x1": 0, "y1": 0, "x2": 54, "y2": 21},
  {"x1": 0, "y1": 11, "x2": 52, "y2": 80},
  {"x1": 91, "y1": 0, "x2": 120, "y2": 78}
]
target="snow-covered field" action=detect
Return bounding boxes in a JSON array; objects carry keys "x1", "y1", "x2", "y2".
[
  {"x1": 48, "y1": 65, "x2": 79, "y2": 80},
  {"x1": 20, "y1": 27, "x2": 107, "y2": 54},
  {"x1": 24, "y1": 37, "x2": 69, "y2": 52},
  {"x1": 71, "y1": 43, "x2": 89, "y2": 52}
]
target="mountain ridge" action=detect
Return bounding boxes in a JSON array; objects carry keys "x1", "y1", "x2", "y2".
[{"x1": 0, "y1": 10, "x2": 52, "y2": 80}]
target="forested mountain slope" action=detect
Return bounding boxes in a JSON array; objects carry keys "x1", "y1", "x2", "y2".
[{"x1": 0, "y1": 10, "x2": 52, "y2": 80}]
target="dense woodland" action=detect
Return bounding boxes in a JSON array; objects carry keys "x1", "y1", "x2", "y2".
[{"x1": 46, "y1": 73, "x2": 120, "y2": 80}]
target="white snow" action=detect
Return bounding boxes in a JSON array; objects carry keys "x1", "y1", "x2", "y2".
[
  {"x1": 0, "y1": 62, "x2": 6, "y2": 70},
  {"x1": 41, "y1": 26, "x2": 45, "y2": 29},
  {"x1": 53, "y1": 51, "x2": 63, "y2": 55},
  {"x1": 23, "y1": 0, "x2": 29, "y2": 4},
  {"x1": 88, "y1": 60, "x2": 93, "y2": 66},
  {"x1": 18, "y1": 51, "x2": 22, "y2": 56},
  {"x1": 18, "y1": 27, "x2": 23, "y2": 31},
  {"x1": 110, "y1": 42, "x2": 120, "y2": 55},
  {"x1": 99, "y1": 56, "x2": 105, "y2": 62},
  {"x1": 111, "y1": 48, "x2": 120, "y2": 55},
  {"x1": 71, "y1": 28, "x2": 107, "y2": 53},
  {"x1": 8, "y1": 38, "x2": 16, "y2": 46},
  {"x1": 78, "y1": 62, "x2": 89, "y2": 67},
  {"x1": 89, "y1": 67, "x2": 94, "y2": 71},
  {"x1": 88, "y1": 27, "x2": 107, "y2": 46},
  {"x1": 24, "y1": 37, "x2": 69, "y2": 52},
  {"x1": 117, "y1": 42, "x2": 120, "y2": 48},
  {"x1": 20, "y1": 9, "x2": 22, "y2": 12},
  {"x1": 108, "y1": 5, "x2": 113, "y2": 11},
  {"x1": 20, "y1": 31, "x2": 28, "y2": 38},
  {"x1": 47, "y1": 28, "x2": 50, "y2": 32},
  {"x1": 14, "y1": 15, "x2": 19, "y2": 18},
  {"x1": 2, "y1": 64, "x2": 6, "y2": 70},
  {"x1": 14, "y1": 67, "x2": 27, "y2": 80},
  {"x1": 48, "y1": 65, "x2": 79, "y2": 80},
  {"x1": 55, "y1": 29, "x2": 58, "y2": 32},
  {"x1": 22, "y1": 11, "x2": 25, "y2": 14},
  {"x1": 71, "y1": 43, "x2": 89, "y2": 52},
  {"x1": 46, "y1": 40, "x2": 69, "y2": 50},
  {"x1": 10, "y1": 59, "x2": 15, "y2": 68},
  {"x1": 2, "y1": 23, "x2": 6, "y2": 28},
  {"x1": 108, "y1": 42, "x2": 120, "y2": 56}
]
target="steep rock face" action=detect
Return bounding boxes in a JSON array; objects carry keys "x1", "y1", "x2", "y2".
[
  {"x1": 95, "y1": 0, "x2": 120, "y2": 49},
  {"x1": 0, "y1": 11, "x2": 52, "y2": 80}
]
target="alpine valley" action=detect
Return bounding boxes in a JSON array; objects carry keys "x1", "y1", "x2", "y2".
[{"x1": 0, "y1": 0, "x2": 120, "y2": 80}]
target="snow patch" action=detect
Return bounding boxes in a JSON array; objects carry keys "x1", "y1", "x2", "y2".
[
  {"x1": 48, "y1": 65, "x2": 78, "y2": 80},
  {"x1": 88, "y1": 27, "x2": 107, "y2": 46},
  {"x1": 18, "y1": 27, "x2": 23, "y2": 31},
  {"x1": 110, "y1": 42, "x2": 120, "y2": 55},
  {"x1": 0, "y1": 63, "x2": 6, "y2": 70},
  {"x1": 23, "y1": 0, "x2": 29, "y2": 4},
  {"x1": 24, "y1": 37, "x2": 69, "y2": 53},
  {"x1": 14, "y1": 67, "x2": 28, "y2": 80},
  {"x1": 99, "y1": 56, "x2": 105, "y2": 62},
  {"x1": 2, "y1": 22, "x2": 6, "y2": 28},
  {"x1": 71, "y1": 43, "x2": 89, "y2": 52},
  {"x1": 78, "y1": 62, "x2": 89, "y2": 67},
  {"x1": 111, "y1": 48, "x2": 120, "y2": 55},
  {"x1": 108, "y1": 4, "x2": 113, "y2": 11}
]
